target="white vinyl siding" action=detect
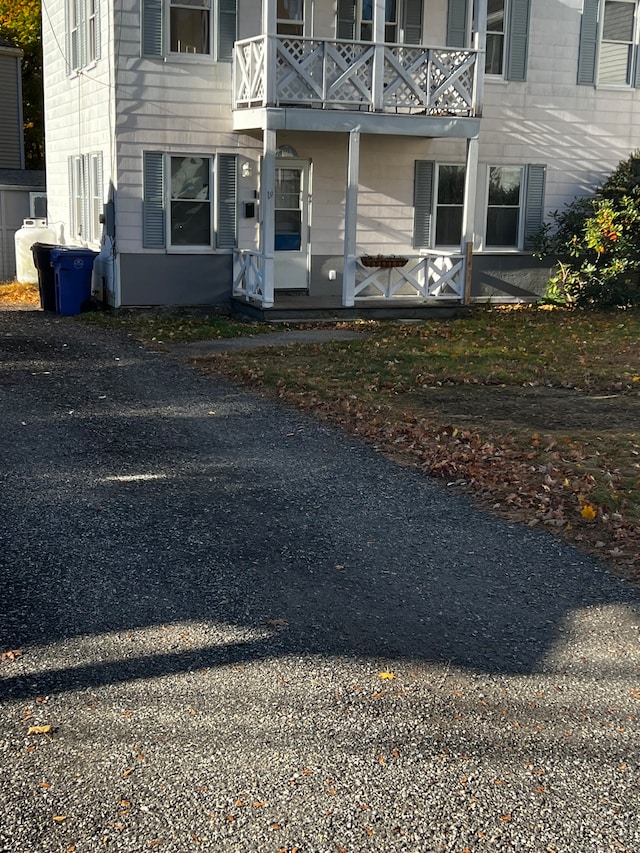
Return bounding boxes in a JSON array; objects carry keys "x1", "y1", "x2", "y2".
[
  {"x1": 143, "y1": 152, "x2": 237, "y2": 250},
  {"x1": 142, "y1": 0, "x2": 236, "y2": 60}
]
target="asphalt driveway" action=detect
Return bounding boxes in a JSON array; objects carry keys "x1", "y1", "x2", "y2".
[{"x1": 1, "y1": 309, "x2": 639, "y2": 852}]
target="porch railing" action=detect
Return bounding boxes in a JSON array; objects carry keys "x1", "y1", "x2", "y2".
[
  {"x1": 354, "y1": 253, "x2": 465, "y2": 300},
  {"x1": 234, "y1": 36, "x2": 479, "y2": 116},
  {"x1": 234, "y1": 249, "x2": 465, "y2": 306},
  {"x1": 233, "y1": 249, "x2": 265, "y2": 303}
]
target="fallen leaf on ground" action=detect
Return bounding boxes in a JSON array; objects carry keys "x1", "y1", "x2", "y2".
[
  {"x1": 27, "y1": 725, "x2": 52, "y2": 735},
  {"x1": 378, "y1": 671, "x2": 395, "y2": 680}
]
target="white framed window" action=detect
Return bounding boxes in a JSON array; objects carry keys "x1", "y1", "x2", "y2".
[
  {"x1": 66, "y1": 0, "x2": 101, "y2": 72},
  {"x1": 414, "y1": 161, "x2": 545, "y2": 251},
  {"x1": 170, "y1": 0, "x2": 211, "y2": 54},
  {"x1": 143, "y1": 151, "x2": 238, "y2": 250},
  {"x1": 68, "y1": 152, "x2": 103, "y2": 243},
  {"x1": 435, "y1": 164, "x2": 465, "y2": 247},
  {"x1": 337, "y1": 0, "x2": 423, "y2": 45},
  {"x1": 486, "y1": 0, "x2": 506, "y2": 75},
  {"x1": 277, "y1": 0, "x2": 304, "y2": 36},
  {"x1": 446, "y1": 0, "x2": 530, "y2": 82},
  {"x1": 485, "y1": 165, "x2": 523, "y2": 248},
  {"x1": 598, "y1": 0, "x2": 638, "y2": 85},
  {"x1": 143, "y1": 0, "x2": 236, "y2": 61}
]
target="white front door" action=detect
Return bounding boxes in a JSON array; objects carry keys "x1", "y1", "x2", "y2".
[{"x1": 274, "y1": 159, "x2": 310, "y2": 291}]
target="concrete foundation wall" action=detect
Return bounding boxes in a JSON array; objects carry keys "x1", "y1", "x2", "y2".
[{"x1": 119, "y1": 252, "x2": 233, "y2": 307}]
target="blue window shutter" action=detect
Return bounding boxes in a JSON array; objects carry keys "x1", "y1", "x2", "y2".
[
  {"x1": 143, "y1": 152, "x2": 166, "y2": 248},
  {"x1": 446, "y1": 0, "x2": 468, "y2": 48},
  {"x1": 78, "y1": 0, "x2": 87, "y2": 68},
  {"x1": 413, "y1": 160, "x2": 434, "y2": 249},
  {"x1": 217, "y1": 154, "x2": 237, "y2": 248},
  {"x1": 82, "y1": 154, "x2": 90, "y2": 239},
  {"x1": 218, "y1": 0, "x2": 237, "y2": 61},
  {"x1": 523, "y1": 164, "x2": 545, "y2": 249},
  {"x1": 506, "y1": 0, "x2": 531, "y2": 81},
  {"x1": 337, "y1": 0, "x2": 356, "y2": 39},
  {"x1": 403, "y1": 0, "x2": 423, "y2": 45},
  {"x1": 142, "y1": 0, "x2": 163, "y2": 57},
  {"x1": 577, "y1": 0, "x2": 599, "y2": 85}
]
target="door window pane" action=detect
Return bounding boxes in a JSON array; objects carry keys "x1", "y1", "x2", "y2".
[{"x1": 277, "y1": 0, "x2": 303, "y2": 35}]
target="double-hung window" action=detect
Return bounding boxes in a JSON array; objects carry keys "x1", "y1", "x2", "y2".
[
  {"x1": 66, "y1": 0, "x2": 101, "y2": 73},
  {"x1": 446, "y1": 0, "x2": 531, "y2": 81},
  {"x1": 277, "y1": 0, "x2": 304, "y2": 36},
  {"x1": 142, "y1": 0, "x2": 237, "y2": 60},
  {"x1": 143, "y1": 152, "x2": 238, "y2": 250},
  {"x1": 337, "y1": 0, "x2": 423, "y2": 44},
  {"x1": 68, "y1": 152, "x2": 104, "y2": 243},
  {"x1": 579, "y1": 0, "x2": 640, "y2": 86},
  {"x1": 413, "y1": 161, "x2": 545, "y2": 251}
]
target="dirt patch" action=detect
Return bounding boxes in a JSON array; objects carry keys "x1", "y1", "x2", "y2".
[{"x1": 407, "y1": 385, "x2": 640, "y2": 435}]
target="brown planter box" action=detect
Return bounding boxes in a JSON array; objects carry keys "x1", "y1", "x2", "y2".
[{"x1": 360, "y1": 255, "x2": 409, "y2": 269}]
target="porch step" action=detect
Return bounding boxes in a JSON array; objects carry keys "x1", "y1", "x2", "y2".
[{"x1": 231, "y1": 297, "x2": 469, "y2": 324}]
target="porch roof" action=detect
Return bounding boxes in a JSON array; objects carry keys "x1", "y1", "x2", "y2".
[{"x1": 233, "y1": 107, "x2": 480, "y2": 138}]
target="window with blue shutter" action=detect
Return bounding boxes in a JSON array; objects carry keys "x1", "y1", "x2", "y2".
[
  {"x1": 142, "y1": 0, "x2": 237, "y2": 60},
  {"x1": 447, "y1": 0, "x2": 530, "y2": 80},
  {"x1": 523, "y1": 165, "x2": 545, "y2": 249}
]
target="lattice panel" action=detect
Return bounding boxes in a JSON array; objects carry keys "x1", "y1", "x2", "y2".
[{"x1": 429, "y1": 51, "x2": 475, "y2": 115}]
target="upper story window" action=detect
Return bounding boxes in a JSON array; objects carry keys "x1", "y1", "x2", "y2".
[
  {"x1": 170, "y1": 0, "x2": 210, "y2": 54},
  {"x1": 446, "y1": 0, "x2": 531, "y2": 82},
  {"x1": 142, "y1": 0, "x2": 237, "y2": 61},
  {"x1": 599, "y1": 0, "x2": 638, "y2": 84},
  {"x1": 486, "y1": 0, "x2": 505, "y2": 75},
  {"x1": 337, "y1": 0, "x2": 423, "y2": 45},
  {"x1": 277, "y1": 0, "x2": 304, "y2": 36},
  {"x1": 578, "y1": 0, "x2": 640, "y2": 86},
  {"x1": 66, "y1": 0, "x2": 101, "y2": 73}
]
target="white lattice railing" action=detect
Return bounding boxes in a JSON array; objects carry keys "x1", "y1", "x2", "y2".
[
  {"x1": 354, "y1": 253, "x2": 465, "y2": 301},
  {"x1": 234, "y1": 36, "x2": 479, "y2": 115},
  {"x1": 233, "y1": 250, "x2": 265, "y2": 302}
]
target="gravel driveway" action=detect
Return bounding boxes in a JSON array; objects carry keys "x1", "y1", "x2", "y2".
[{"x1": 1, "y1": 309, "x2": 639, "y2": 853}]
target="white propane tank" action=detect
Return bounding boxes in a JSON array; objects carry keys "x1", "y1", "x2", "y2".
[{"x1": 14, "y1": 219, "x2": 57, "y2": 284}]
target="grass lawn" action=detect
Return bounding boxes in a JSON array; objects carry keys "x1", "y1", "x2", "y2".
[
  {"x1": 189, "y1": 308, "x2": 640, "y2": 584},
  {"x1": 2, "y1": 281, "x2": 638, "y2": 582}
]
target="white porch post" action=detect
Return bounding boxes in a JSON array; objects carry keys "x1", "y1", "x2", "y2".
[
  {"x1": 473, "y1": 0, "x2": 487, "y2": 116},
  {"x1": 343, "y1": 127, "x2": 360, "y2": 307},
  {"x1": 461, "y1": 136, "x2": 479, "y2": 305},
  {"x1": 372, "y1": 0, "x2": 386, "y2": 110},
  {"x1": 263, "y1": 0, "x2": 277, "y2": 106},
  {"x1": 261, "y1": 126, "x2": 276, "y2": 308}
]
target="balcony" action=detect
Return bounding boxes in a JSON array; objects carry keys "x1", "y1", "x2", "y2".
[{"x1": 233, "y1": 35, "x2": 481, "y2": 136}]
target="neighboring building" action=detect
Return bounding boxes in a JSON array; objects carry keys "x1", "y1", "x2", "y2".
[
  {"x1": 0, "y1": 37, "x2": 46, "y2": 282},
  {"x1": 39, "y1": 0, "x2": 640, "y2": 312}
]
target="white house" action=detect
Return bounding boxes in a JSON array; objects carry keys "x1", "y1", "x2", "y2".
[{"x1": 40, "y1": 0, "x2": 640, "y2": 313}]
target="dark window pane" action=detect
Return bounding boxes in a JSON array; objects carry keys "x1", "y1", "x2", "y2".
[
  {"x1": 603, "y1": 1, "x2": 635, "y2": 41},
  {"x1": 486, "y1": 207, "x2": 519, "y2": 246},
  {"x1": 171, "y1": 156, "x2": 209, "y2": 200},
  {"x1": 487, "y1": 0, "x2": 505, "y2": 31},
  {"x1": 170, "y1": 8, "x2": 210, "y2": 53},
  {"x1": 435, "y1": 207, "x2": 463, "y2": 245},
  {"x1": 170, "y1": 201, "x2": 211, "y2": 244},
  {"x1": 438, "y1": 165, "x2": 465, "y2": 204},
  {"x1": 489, "y1": 167, "x2": 521, "y2": 205},
  {"x1": 485, "y1": 33, "x2": 504, "y2": 74}
]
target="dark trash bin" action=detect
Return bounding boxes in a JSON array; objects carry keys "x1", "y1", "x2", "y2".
[
  {"x1": 31, "y1": 242, "x2": 60, "y2": 312},
  {"x1": 50, "y1": 248, "x2": 99, "y2": 316}
]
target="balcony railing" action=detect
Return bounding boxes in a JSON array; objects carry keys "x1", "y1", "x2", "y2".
[{"x1": 234, "y1": 35, "x2": 480, "y2": 116}]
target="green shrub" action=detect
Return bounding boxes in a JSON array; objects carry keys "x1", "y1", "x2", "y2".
[{"x1": 535, "y1": 152, "x2": 640, "y2": 309}]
